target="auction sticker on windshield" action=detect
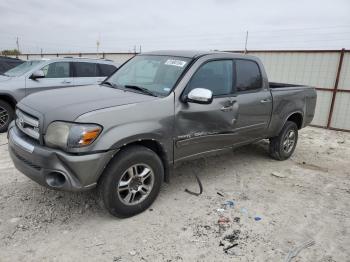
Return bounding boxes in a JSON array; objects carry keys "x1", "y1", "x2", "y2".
[{"x1": 165, "y1": 59, "x2": 187, "y2": 67}]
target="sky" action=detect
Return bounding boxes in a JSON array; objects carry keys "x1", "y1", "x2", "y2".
[{"x1": 0, "y1": 0, "x2": 350, "y2": 53}]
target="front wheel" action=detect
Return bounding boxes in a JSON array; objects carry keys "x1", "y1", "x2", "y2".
[
  {"x1": 98, "y1": 145, "x2": 164, "y2": 218},
  {"x1": 0, "y1": 100, "x2": 14, "y2": 133},
  {"x1": 269, "y1": 121, "x2": 298, "y2": 161}
]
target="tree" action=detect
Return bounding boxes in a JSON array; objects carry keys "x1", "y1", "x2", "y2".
[{"x1": 1, "y1": 49, "x2": 21, "y2": 56}]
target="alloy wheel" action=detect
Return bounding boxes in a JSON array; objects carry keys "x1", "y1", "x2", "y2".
[
  {"x1": 117, "y1": 164, "x2": 155, "y2": 206},
  {"x1": 282, "y1": 129, "x2": 296, "y2": 153}
]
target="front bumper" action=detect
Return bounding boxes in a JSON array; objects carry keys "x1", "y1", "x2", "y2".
[{"x1": 8, "y1": 124, "x2": 116, "y2": 191}]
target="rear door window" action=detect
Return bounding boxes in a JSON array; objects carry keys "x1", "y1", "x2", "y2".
[
  {"x1": 74, "y1": 62, "x2": 98, "y2": 77},
  {"x1": 41, "y1": 62, "x2": 70, "y2": 78},
  {"x1": 235, "y1": 60, "x2": 262, "y2": 92},
  {"x1": 98, "y1": 64, "x2": 116, "y2": 76}
]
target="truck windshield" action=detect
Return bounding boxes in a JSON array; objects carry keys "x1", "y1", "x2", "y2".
[
  {"x1": 106, "y1": 55, "x2": 191, "y2": 96},
  {"x1": 5, "y1": 60, "x2": 43, "y2": 77}
]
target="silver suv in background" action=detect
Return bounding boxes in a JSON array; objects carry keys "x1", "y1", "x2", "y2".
[{"x1": 0, "y1": 57, "x2": 119, "y2": 132}]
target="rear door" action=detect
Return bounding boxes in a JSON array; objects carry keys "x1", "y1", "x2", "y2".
[
  {"x1": 232, "y1": 59, "x2": 272, "y2": 142},
  {"x1": 25, "y1": 61, "x2": 74, "y2": 95},
  {"x1": 73, "y1": 62, "x2": 105, "y2": 86}
]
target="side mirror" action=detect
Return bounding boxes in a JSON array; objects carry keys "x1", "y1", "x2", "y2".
[
  {"x1": 30, "y1": 70, "x2": 45, "y2": 80},
  {"x1": 186, "y1": 88, "x2": 213, "y2": 104}
]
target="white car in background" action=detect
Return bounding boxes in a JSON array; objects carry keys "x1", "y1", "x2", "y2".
[{"x1": 0, "y1": 57, "x2": 119, "y2": 132}]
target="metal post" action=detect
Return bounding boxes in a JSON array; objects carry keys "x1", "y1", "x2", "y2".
[
  {"x1": 16, "y1": 37, "x2": 20, "y2": 54},
  {"x1": 244, "y1": 31, "x2": 248, "y2": 54},
  {"x1": 327, "y1": 48, "x2": 345, "y2": 128}
]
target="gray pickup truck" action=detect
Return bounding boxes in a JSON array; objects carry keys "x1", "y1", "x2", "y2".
[{"x1": 8, "y1": 51, "x2": 317, "y2": 218}]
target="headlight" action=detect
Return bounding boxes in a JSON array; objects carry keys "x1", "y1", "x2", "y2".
[{"x1": 45, "y1": 122, "x2": 102, "y2": 150}]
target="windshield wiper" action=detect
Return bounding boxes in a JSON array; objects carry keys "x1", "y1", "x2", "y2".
[
  {"x1": 124, "y1": 85, "x2": 157, "y2": 97},
  {"x1": 102, "y1": 81, "x2": 117, "y2": 88}
]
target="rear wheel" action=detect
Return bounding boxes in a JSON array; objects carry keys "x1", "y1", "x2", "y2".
[
  {"x1": 0, "y1": 100, "x2": 14, "y2": 133},
  {"x1": 269, "y1": 121, "x2": 298, "y2": 160},
  {"x1": 98, "y1": 145, "x2": 164, "y2": 218}
]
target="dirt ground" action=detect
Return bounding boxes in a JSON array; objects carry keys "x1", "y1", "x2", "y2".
[{"x1": 0, "y1": 127, "x2": 349, "y2": 262}]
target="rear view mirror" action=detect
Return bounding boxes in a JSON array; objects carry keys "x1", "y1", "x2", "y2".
[
  {"x1": 30, "y1": 70, "x2": 45, "y2": 80},
  {"x1": 186, "y1": 88, "x2": 213, "y2": 104}
]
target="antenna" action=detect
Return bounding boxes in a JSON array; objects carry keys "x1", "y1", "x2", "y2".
[{"x1": 244, "y1": 31, "x2": 248, "y2": 54}]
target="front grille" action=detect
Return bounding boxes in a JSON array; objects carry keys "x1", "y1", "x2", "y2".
[
  {"x1": 13, "y1": 150, "x2": 42, "y2": 171},
  {"x1": 16, "y1": 109, "x2": 40, "y2": 140}
]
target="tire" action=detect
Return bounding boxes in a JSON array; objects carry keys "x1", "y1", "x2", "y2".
[
  {"x1": 98, "y1": 145, "x2": 164, "y2": 218},
  {"x1": 269, "y1": 121, "x2": 298, "y2": 161},
  {"x1": 0, "y1": 100, "x2": 14, "y2": 133}
]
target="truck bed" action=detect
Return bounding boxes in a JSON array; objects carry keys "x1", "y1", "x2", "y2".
[{"x1": 267, "y1": 82, "x2": 317, "y2": 138}]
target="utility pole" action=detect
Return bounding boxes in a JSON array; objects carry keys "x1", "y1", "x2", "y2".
[
  {"x1": 40, "y1": 48, "x2": 43, "y2": 58},
  {"x1": 139, "y1": 45, "x2": 142, "y2": 53},
  {"x1": 16, "y1": 37, "x2": 20, "y2": 54},
  {"x1": 96, "y1": 33, "x2": 101, "y2": 58},
  {"x1": 244, "y1": 31, "x2": 248, "y2": 54},
  {"x1": 133, "y1": 45, "x2": 136, "y2": 54}
]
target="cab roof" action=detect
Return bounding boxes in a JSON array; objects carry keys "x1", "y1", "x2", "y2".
[{"x1": 141, "y1": 50, "x2": 253, "y2": 59}]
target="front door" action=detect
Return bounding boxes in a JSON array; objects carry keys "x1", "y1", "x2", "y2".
[
  {"x1": 174, "y1": 59, "x2": 239, "y2": 161},
  {"x1": 25, "y1": 61, "x2": 74, "y2": 95}
]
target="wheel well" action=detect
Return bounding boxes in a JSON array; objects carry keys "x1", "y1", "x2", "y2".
[
  {"x1": 119, "y1": 140, "x2": 170, "y2": 182},
  {"x1": 287, "y1": 113, "x2": 303, "y2": 129},
  {"x1": 0, "y1": 94, "x2": 16, "y2": 109}
]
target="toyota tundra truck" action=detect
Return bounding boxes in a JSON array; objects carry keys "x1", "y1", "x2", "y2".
[{"x1": 7, "y1": 51, "x2": 317, "y2": 218}]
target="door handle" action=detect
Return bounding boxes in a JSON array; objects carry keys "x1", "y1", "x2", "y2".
[
  {"x1": 220, "y1": 105, "x2": 233, "y2": 112},
  {"x1": 260, "y1": 98, "x2": 271, "y2": 103},
  {"x1": 61, "y1": 80, "x2": 71, "y2": 84}
]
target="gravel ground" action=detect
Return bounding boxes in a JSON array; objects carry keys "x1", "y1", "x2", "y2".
[{"x1": 0, "y1": 127, "x2": 349, "y2": 262}]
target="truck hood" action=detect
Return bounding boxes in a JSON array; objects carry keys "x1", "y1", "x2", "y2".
[{"x1": 18, "y1": 85, "x2": 159, "y2": 128}]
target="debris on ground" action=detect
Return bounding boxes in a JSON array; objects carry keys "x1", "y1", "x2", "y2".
[
  {"x1": 129, "y1": 250, "x2": 137, "y2": 256},
  {"x1": 218, "y1": 216, "x2": 230, "y2": 225},
  {"x1": 233, "y1": 217, "x2": 240, "y2": 223},
  {"x1": 223, "y1": 230, "x2": 241, "y2": 243},
  {"x1": 224, "y1": 200, "x2": 235, "y2": 208},
  {"x1": 113, "y1": 256, "x2": 122, "y2": 261},
  {"x1": 185, "y1": 173, "x2": 203, "y2": 196},
  {"x1": 219, "y1": 230, "x2": 241, "y2": 252},
  {"x1": 217, "y1": 192, "x2": 224, "y2": 197},
  {"x1": 271, "y1": 171, "x2": 286, "y2": 178},
  {"x1": 284, "y1": 239, "x2": 315, "y2": 262}
]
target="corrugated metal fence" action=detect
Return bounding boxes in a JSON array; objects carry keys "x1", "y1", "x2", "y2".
[
  {"x1": 248, "y1": 49, "x2": 350, "y2": 131},
  {"x1": 13, "y1": 49, "x2": 350, "y2": 132}
]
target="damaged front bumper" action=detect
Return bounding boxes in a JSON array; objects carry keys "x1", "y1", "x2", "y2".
[{"x1": 8, "y1": 124, "x2": 116, "y2": 191}]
